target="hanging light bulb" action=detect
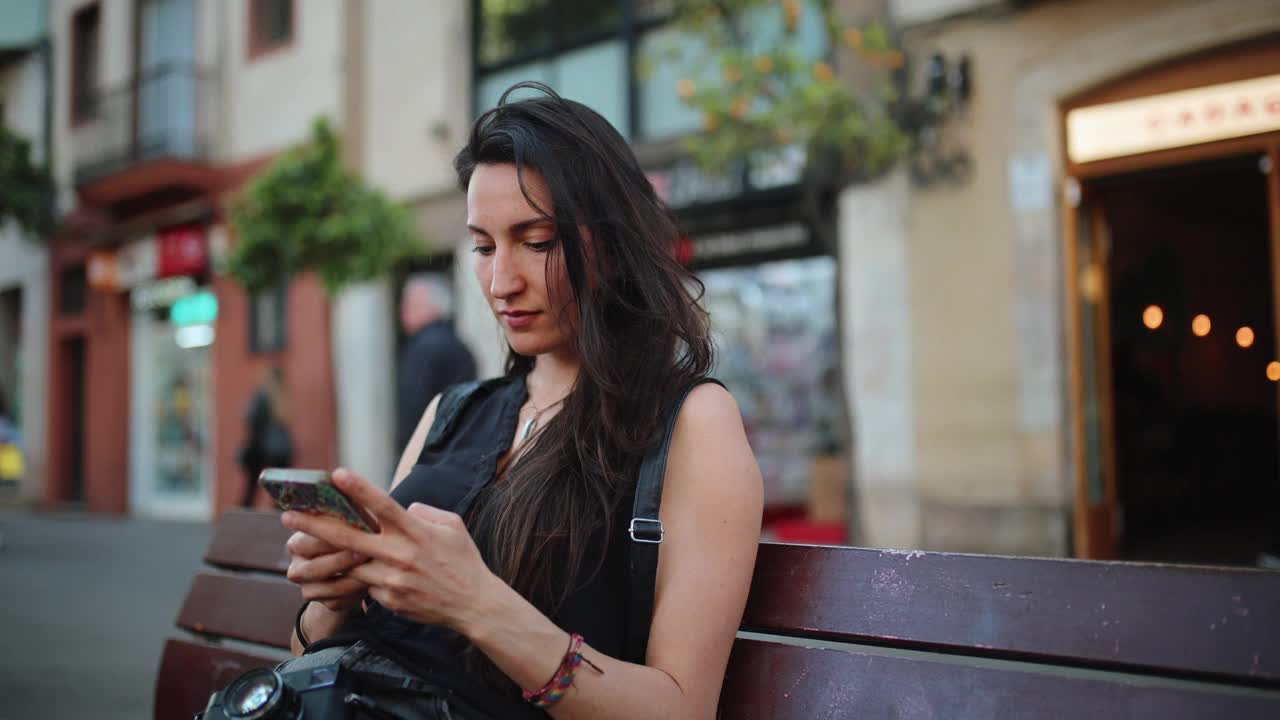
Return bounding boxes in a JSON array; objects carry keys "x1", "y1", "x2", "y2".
[
  {"x1": 1143, "y1": 305, "x2": 1163, "y2": 330},
  {"x1": 1192, "y1": 314, "x2": 1211, "y2": 337},
  {"x1": 1268, "y1": 362, "x2": 1280, "y2": 382},
  {"x1": 1237, "y1": 326, "x2": 1255, "y2": 348}
]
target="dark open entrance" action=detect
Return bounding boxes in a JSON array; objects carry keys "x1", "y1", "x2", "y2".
[
  {"x1": 64, "y1": 337, "x2": 87, "y2": 503},
  {"x1": 1094, "y1": 153, "x2": 1277, "y2": 566}
]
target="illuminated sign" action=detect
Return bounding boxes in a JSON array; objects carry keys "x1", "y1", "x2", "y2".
[
  {"x1": 170, "y1": 291, "x2": 218, "y2": 327},
  {"x1": 157, "y1": 225, "x2": 209, "y2": 278},
  {"x1": 1067, "y1": 73, "x2": 1280, "y2": 163},
  {"x1": 676, "y1": 222, "x2": 811, "y2": 266}
]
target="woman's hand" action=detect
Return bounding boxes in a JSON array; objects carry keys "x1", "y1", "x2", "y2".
[
  {"x1": 284, "y1": 528, "x2": 369, "y2": 612},
  {"x1": 280, "y1": 468, "x2": 500, "y2": 633}
]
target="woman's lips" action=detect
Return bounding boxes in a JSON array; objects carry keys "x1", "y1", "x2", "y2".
[{"x1": 500, "y1": 310, "x2": 540, "y2": 329}]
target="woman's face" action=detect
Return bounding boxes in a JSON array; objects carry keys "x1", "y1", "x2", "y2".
[{"x1": 467, "y1": 163, "x2": 578, "y2": 358}]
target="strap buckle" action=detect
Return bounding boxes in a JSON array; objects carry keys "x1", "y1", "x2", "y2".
[{"x1": 629, "y1": 517, "x2": 664, "y2": 544}]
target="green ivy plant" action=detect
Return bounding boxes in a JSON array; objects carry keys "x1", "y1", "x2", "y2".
[
  {"x1": 226, "y1": 117, "x2": 419, "y2": 294},
  {"x1": 659, "y1": 0, "x2": 910, "y2": 184},
  {"x1": 0, "y1": 125, "x2": 55, "y2": 237}
]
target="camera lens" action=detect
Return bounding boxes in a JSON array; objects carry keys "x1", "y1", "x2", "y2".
[{"x1": 222, "y1": 668, "x2": 299, "y2": 719}]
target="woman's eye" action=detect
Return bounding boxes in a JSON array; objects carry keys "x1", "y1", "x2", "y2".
[
  {"x1": 526, "y1": 240, "x2": 553, "y2": 253},
  {"x1": 471, "y1": 245, "x2": 495, "y2": 256}
]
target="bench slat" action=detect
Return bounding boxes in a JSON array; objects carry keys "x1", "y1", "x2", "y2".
[
  {"x1": 743, "y1": 543, "x2": 1280, "y2": 686},
  {"x1": 154, "y1": 638, "x2": 285, "y2": 720},
  {"x1": 176, "y1": 572, "x2": 301, "y2": 649},
  {"x1": 719, "y1": 638, "x2": 1280, "y2": 719},
  {"x1": 204, "y1": 509, "x2": 292, "y2": 574}
]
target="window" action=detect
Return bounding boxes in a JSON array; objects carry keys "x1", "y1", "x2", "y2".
[
  {"x1": 474, "y1": 0, "x2": 639, "y2": 137},
  {"x1": 249, "y1": 285, "x2": 287, "y2": 353},
  {"x1": 477, "y1": 0, "x2": 620, "y2": 67},
  {"x1": 476, "y1": 40, "x2": 630, "y2": 137},
  {"x1": 60, "y1": 266, "x2": 88, "y2": 316},
  {"x1": 248, "y1": 0, "x2": 294, "y2": 59},
  {"x1": 70, "y1": 3, "x2": 101, "y2": 124},
  {"x1": 472, "y1": 1, "x2": 825, "y2": 143},
  {"x1": 636, "y1": 2, "x2": 829, "y2": 141}
]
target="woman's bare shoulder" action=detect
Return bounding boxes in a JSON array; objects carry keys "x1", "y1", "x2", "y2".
[
  {"x1": 667, "y1": 382, "x2": 760, "y2": 494},
  {"x1": 676, "y1": 381, "x2": 745, "y2": 434}
]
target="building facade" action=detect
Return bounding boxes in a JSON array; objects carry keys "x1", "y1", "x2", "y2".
[
  {"x1": 45, "y1": 0, "x2": 342, "y2": 519},
  {"x1": 859, "y1": 0, "x2": 1280, "y2": 560},
  {"x1": 0, "y1": 0, "x2": 52, "y2": 505}
]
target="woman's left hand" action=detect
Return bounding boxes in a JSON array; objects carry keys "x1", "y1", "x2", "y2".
[{"x1": 280, "y1": 467, "x2": 498, "y2": 631}]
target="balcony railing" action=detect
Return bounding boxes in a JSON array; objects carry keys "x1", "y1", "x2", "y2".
[{"x1": 72, "y1": 63, "x2": 216, "y2": 187}]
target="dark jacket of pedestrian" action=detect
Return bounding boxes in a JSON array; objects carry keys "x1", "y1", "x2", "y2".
[
  {"x1": 396, "y1": 318, "x2": 477, "y2": 452},
  {"x1": 238, "y1": 367, "x2": 294, "y2": 507}
]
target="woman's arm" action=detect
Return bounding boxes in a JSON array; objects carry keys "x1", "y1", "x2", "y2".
[
  {"x1": 286, "y1": 383, "x2": 763, "y2": 718},
  {"x1": 288, "y1": 393, "x2": 443, "y2": 654},
  {"x1": 391, "y1": 393, "x2": 441, "y2": 490}
]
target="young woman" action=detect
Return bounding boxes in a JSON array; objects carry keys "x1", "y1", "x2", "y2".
[{"x1": 282, "y1": 83, "x2": 763, "y2": 719}]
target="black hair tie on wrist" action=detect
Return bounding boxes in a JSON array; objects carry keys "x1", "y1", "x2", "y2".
[{"x1": 295, "y1": 600, "x2": 313, "y2": 650}]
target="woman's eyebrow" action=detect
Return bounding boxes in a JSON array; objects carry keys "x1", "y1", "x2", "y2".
[{"x1": 466, "y1": 217, "x2": 553, "y2": 238}]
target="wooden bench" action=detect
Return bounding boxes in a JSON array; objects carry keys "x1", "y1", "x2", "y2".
[{"x1": 156, "y1": 509, "x2": 1280, "y2": 719}]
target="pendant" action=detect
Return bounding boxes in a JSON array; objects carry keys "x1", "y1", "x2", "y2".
[{"x1": 520, "y1": 417, "x2": 537, "y2": 443}]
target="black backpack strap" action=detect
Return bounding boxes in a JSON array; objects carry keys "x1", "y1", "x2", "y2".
[{"x1": 625, "y1": 378, "x2": 725, "y2": 664}]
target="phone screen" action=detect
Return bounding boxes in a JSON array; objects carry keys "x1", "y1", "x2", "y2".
[{"x1": 259, "y1": 468, "x2": 379, "y2": 532}]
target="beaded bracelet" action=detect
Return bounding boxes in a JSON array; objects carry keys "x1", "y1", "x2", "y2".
[{"x1": 522, "y1": 633, "x2": 603, "y2": 708}]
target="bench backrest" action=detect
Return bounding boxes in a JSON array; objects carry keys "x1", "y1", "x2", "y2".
[
  {"x1": 155, "y1": 510, "x2": 297, "y2": 719},
  {"x1": 720, "y1": 544, "x2": 1280, "y2": 718},
  {"x1": 156, "y1": 510, "x2": 1280, "y2": 719}
]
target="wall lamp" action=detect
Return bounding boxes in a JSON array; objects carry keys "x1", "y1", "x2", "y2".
[{"x1": 892, "y1": 51, "x2": 973, "y2": 187}]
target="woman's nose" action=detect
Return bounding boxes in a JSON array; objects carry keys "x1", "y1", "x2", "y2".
[{"x1": 489, "y1": 248, "x2": 524, "y2": 299}]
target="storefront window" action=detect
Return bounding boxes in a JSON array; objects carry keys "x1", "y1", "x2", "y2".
[
  {"x1": 635, "y1": 2, "x2": 828, "y2": 141},
  {"x1": 636, "y1": 26, "x2": 709, "y2": 140},
  {"x1": 132, "y1": 295, "x2": 212, "y2": 512},
  {"x1": 477, "y1": 0, "x2": 621, "y2": 67},
  {"x1": 476, "y1": 40, "x2": 629, "y2": 137},
  {"x1": 701, "y1": 256, "x2": 842, "y2": 509},
  {"x1": 250, "y1": 284, "x2": 287, "y2": 353}
]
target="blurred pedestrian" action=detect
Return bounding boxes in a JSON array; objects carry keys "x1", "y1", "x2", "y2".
[
  {"x1": 396, "y1": 274, "x2": 476, "y2": 452},
  {"x1": 237, "y1": 365, "x2": 293, "y2": 508},
  {"x1": 0, "y1": 387, "x2": 21, "y2": 552},
  {"x1": 0, "y1": 386, "x2": 22, "y2": 487}
]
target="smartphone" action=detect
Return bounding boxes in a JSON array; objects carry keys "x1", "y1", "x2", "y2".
[{"x1": 259, "y1": 468, "x2": 380, "y2": 532}]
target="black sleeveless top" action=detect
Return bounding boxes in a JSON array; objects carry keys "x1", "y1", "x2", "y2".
[{"x1": 325, "y1": 373, "x2": 633, "y2": 719}]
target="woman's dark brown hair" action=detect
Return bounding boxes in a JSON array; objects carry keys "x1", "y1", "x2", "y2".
[{"x1": 454, "y1": 82, "x2": 714, "y2": 622}]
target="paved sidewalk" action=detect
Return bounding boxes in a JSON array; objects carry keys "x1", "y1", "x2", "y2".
[{"x1": 0, "y1": 508, "x2": 211, "y2": 720}]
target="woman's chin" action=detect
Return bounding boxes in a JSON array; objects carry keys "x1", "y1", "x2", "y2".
[
  {"x1": 504, "y1": 335, "x2": 570, "y2": 359},
  {"x1": 504, "y1": 336, "x2": 551, "y2": 357}
]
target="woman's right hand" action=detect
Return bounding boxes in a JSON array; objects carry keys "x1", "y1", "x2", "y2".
[{"x1": 285, "y1": 530, "x2": 369, "y2": 612}]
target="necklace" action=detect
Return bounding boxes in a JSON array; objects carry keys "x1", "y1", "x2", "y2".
[{"x1": 519, "y1": 397, "x2": 566, "y2": 444}]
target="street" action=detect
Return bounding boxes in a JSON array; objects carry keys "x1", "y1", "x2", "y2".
[{"x1": 0, "y1": 509, "x2": 211, "y2": 720}]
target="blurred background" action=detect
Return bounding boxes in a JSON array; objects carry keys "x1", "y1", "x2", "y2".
[
  {"x1": 2, "y1": 0, "x2": 1280, "y2": 716},
  {"x1": 0, "y1": 0, "x2": 1278, "y2": 621}
]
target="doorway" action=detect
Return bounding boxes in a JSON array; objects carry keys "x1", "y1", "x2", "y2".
[
  {"x1": 64, "y1": 337, "x2": 87, "y2": 503},
  {"x1": 129, "y1": 303, "x2": 213, "y2": 520},
  {"x1": 1081, "y1": 153, "x2": 1277, "y2": 565}
]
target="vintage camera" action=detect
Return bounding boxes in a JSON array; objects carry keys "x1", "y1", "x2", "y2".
[{"x1": 197, "y1": 664, "x2": 355, "y2": 720}]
